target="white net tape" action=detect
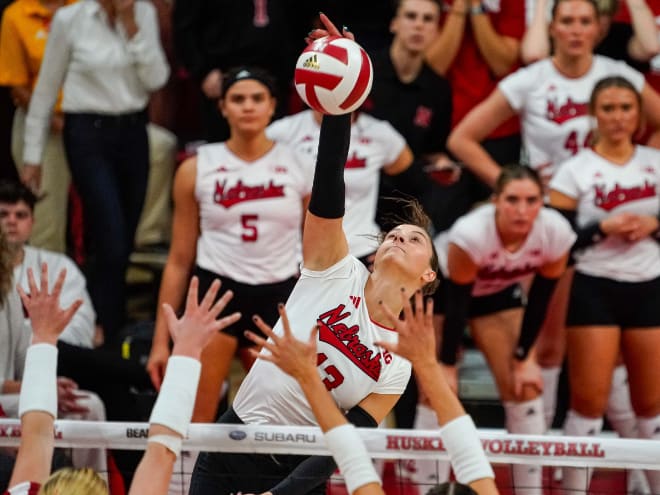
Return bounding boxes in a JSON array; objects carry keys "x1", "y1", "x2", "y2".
[{"x1": 0, "y1": 419, "x2": 658, "y2": 470}]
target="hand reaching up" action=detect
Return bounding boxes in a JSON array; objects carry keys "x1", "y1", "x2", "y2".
[
  {"x1": 17, "y1": 263, "x2": 82, "y2": 346},
  {"x1": 161, "y1": 277, "x2": 241, "y2": 360},
  {"x1": 375, "y1": 290, "x2": 437, "y2": 370},
  {"x1": 244, "y1": 304, "x2": 319, "y2": 383}
]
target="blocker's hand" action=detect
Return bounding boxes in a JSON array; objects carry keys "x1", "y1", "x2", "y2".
[{"x1": 245, "y1": 304, "x2": 319, "y2": 383}]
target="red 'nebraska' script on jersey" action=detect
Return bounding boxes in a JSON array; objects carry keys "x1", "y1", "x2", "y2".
[
  {"x1": 317, "y1": 304, "x2": 382, "y2": 381},
  {"x1": 545, "y1": 97, "x2": 589, "y2": 124},
  {"x1": 594, "y1": 180, "x2": 657, "y2": 211},
  {"x1": 477, "y1": 264, "x2": 536, "y2": 281},
  {"x1": 213, "y1": 179, "x2": 285, "y2": 208}
]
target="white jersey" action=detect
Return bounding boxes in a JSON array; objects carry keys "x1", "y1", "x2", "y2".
[
  {"x1": 14, "y1": 246, "x2": 95, "y2": 348},
  {"x1": 436, "y1": 204, "x2": 575, "y2": 297},
  {"x1": 550, "y1": 146, "x2": 660, "y2": 281},
  {"x1": 3, "y1": 482, "x2": 40, "y2": 495},
  {"x1": 195, "y1": 142, "x2": 312, "y2": 284},
  {"x1": 499, "y1": 56, "x2": 645, "y2": 184},
  {"x1": 233, "y1": 255, "x2": 411, "y2": 425},
  {"x1": 267, "y1": 111, "x2": 406, "y2": 258}
]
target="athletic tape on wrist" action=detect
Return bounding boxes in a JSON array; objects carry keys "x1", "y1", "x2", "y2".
[
  {"x1": 148, "y1": 434, "x2": 183, "y2": 457},
  {"x1": 440, "y1": 415, "x2": 494, "y2": 484},
  {"x1": 324, "y1": 424, "x2": 381, "y2": 494},
  {"x1": 149, "y1": 356, "x2": 201, "y2": 436},
  {"x1": 18, "y1": 343, "x2": 58, "y2": 419}
]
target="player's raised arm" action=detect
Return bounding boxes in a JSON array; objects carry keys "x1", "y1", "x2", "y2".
[
  {"x1": 9, "y1": 265, "x2": 85, "y2": 490},
  {"x1": 377, "y1": 291, "x2": 499, "y2": 495},
  {"x1": 129, "y1": 277, "x2": 240, "y2": 495},
  {"x1": 301, "y1": 15, "x2": 353, "y2": 271}
]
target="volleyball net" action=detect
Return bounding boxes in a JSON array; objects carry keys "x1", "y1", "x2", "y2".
[{"x1": 0, "y1": 419, "x2": 658, "y2": 493}]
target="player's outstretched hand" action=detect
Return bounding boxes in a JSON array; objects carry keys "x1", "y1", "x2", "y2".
[
  {"x1": 161, "y1": 277, "x2": 241, "y2": 360},
  {"x1": 17, "y1": 263, "x2": 82, "y2": 346},
  {"x1": 306, "y1": 12, "x2": 355, "y2": 44},
  {"x1": 376, "y1": 290, "x2": 436, "y2": 369},
  {"x1": 245, "y1": 304, "x2": 319, "y2": 382}
]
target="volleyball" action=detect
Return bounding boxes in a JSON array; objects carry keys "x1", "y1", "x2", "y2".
[{"x1": 294, "y1": 36, "x2": 373, "y2": 115}]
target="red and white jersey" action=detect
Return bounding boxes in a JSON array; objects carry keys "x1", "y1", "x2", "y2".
[
  {"x1": 233, "y1": 255, "x2": 411, "y2": 425},
  {"x1": 436, "y1": 204, "x2": 575, "y2": 297},
  {"x1": 267, "y1": 111, "x2": 406, "y2": 257},
  {"x1": 195, "y1": 142, "x2": 312, "y2": 284},
  {"x1": 499, "y1": 56, "x2": 644, "y2": 184},
  {"x1": 550, "y1": 146, "x2": 660, "y2": 281},
  {"x1": 3, "y1": 482, "x2": 40, "y2": 495}
]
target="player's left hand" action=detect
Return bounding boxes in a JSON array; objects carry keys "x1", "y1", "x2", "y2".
[
  {"x1": 511, "y1": 356, "x2": 543, "y2": 399},
  {"x1": 624, "y1": 214, "x2": 659, "y2": 242},
  {"x1": 17, "y1": 264, "x2": 82, "y2": 346},
  {"x1": 244, "y1": 304, "x2": 319, "y2": 382},
  {"x1": 161, "y1": 277, "x2": 241, "y2": 360}
]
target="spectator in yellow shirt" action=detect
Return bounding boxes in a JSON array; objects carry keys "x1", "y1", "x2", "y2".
[{"x1": 0, "y1": 0, "x2": 74, "y2": 253}]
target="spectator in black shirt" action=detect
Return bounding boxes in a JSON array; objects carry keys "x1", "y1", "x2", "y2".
[
  {"x1": 366, "y1": 0, "x2": 460, "y2": 234},
  {"x1": 172, "y1": 0, "x2": 317, "y2": 142},
  {"x1": 363, "y1": 0, "x2": 456, "y2": 487}
]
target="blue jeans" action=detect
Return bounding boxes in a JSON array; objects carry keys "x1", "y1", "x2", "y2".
[{"x1": 63, "y1": 111, "x2": 149, "y2": 342}]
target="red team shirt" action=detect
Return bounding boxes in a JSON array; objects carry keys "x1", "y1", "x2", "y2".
[{"x1": 442, "y1": 0, "x2": 526, "y2": 138}]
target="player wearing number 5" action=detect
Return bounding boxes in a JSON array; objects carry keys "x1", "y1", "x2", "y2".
[{"x1": 147, "y1": 66, "x2": 311, "y2": 428}]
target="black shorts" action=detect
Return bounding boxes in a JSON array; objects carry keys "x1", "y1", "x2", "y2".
[
  {"x1": 433, "y1": 274, "x2": 523, "y2": 318},
  {"x1": 190, "y1": 408, "x2": 326, "y2": 495},
  {"x1": 193, "y1": 266, "x2": 297, "y2": 348},
  {"x1": 567, "y1": 271, "x2": 660, "y2": 328}
]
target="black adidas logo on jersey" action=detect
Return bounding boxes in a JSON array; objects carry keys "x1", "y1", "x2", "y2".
[{"x1": 302, "y1": 54, "x2": 320, "y2": 70}]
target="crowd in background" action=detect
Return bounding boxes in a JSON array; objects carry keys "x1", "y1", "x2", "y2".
[{"x1": 0, "y1": 0, "x2": 660, "y2": 494}]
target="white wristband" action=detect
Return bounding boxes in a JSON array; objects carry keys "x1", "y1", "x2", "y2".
[
  {"x1": 324, "y1": 424, "x2": 381, "y2": 494},
  {"x1": 149, "y1": 356, "x2": 201, "y2": 436},
  {"x1": 148, "y1": 434, "x2": 183, "y2": 457},
  {"x1": 440, "y1": 415, "x2": 494, "y2": 484},
  {"x1": 18, "y1": 343, "x2": 58, "y2": 419}
]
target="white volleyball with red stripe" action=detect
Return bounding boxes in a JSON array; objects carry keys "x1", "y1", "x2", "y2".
[{"x1": 294, "y1": 36, "x2": 373, "y2": 115}]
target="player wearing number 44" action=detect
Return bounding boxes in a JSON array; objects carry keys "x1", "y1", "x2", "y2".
[
  {"x1": 447, "y1": 0, "x2": 660, "y2": 450},
  {"x1": 147, "y1": 66, "x2": 312, "y2": 437},
  {"x1": 448, "y1": 0, "x2": 660, "y2": 191}
]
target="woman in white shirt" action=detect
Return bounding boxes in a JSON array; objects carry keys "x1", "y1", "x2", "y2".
[
  {"x1": 447, "y1": 0, "x2": 660, "y2": 433},
  {"x1": 436, "y1": 165, "x2": 574, "y2": 495},
  {"x1": 20, "y1": 0, "x2": 169, "y2": 344},
  {"x1": 549, "y1": 76, "x2": 660, "y2": 495}
]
